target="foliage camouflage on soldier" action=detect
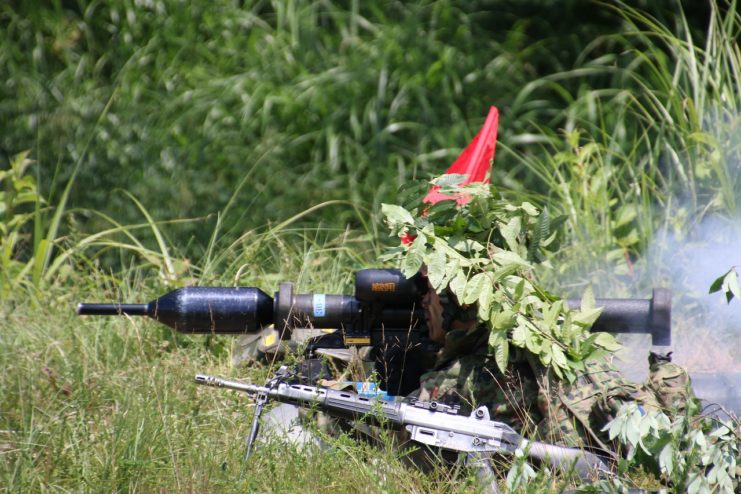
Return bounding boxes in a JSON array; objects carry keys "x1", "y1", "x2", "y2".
[
  {"x1": 382, "y1": 175, "x2": 622, "y2": 383},
  {"x1": 412, "y1": 322, "x2": 696, "y2": 451},
  {"x1": 384, "y1": 175, "x2": 697, "y2": 450},
  {"x1": 412, "y1": 326, "x2": 543, "y2": 433}
]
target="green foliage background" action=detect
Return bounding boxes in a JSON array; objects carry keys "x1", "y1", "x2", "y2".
[
  {"x1": 2, "y1": 0, "x2": 729, "y2": 251},
  {"x1": 1, "y1": 0, "x2": 739, "y2": 492}
]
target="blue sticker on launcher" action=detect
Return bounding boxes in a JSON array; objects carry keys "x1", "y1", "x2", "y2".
[{"x1": 313, "y1": 294, "x2": 326, "y2": 317}]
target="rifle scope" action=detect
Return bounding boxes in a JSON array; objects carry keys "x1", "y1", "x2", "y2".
[{"x1": 77, "y1": 269, "x2": 672, "y2": 345}]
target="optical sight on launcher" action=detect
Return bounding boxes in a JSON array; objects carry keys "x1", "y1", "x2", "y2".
[{"x1": 78, "y1": 269, "x2": 671, "y2": 393}]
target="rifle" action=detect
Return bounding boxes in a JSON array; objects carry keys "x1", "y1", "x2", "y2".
[
  {"x1": 78, "y1": 268, "x2": 672, "y2": 394},
  {"x1": 194, "y1": 365, "x2": 612, "y2": 480}
]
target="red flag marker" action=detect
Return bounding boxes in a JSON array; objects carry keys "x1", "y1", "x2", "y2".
[
  {"x1": 423, "y1": 106, "x2": 498, "y2": 205},
  {"x1": 401, "y1": 107, "x2": 499, "y2": 245}
]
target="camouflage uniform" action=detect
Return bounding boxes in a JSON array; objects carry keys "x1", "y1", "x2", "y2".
[
  {"x1": 413, "y1": 325, "x2": 543, "y2": 433},
  {"x1": 413, "y1": 322, "x2": 696, "y2": 454},
  {"x1": 644, "y1": 351, "x2": 696, "y2": 413},
  {"x1": 532, "y1": 359, "x2": 661, "y2": 451}
]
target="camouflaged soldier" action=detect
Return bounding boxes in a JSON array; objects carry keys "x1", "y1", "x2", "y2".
[{"x1": 412, "y1": 268, "x2": 698, "y2": 458}]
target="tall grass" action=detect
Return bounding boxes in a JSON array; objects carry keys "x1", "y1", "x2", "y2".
[
  {"x1": 3, "y1": 1, "x2": 713, "y2": 254},
  {"x1": 1, "y1": 1, "x2": 516, "y2": 249},
  {"x1": 1, "y1": 227, "x2": 475, "y2": 493},
  {"x1": 504, "y1": 0, "x2": 740, "y2": 294}
]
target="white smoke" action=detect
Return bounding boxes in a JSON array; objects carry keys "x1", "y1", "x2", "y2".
[
  {"x1": 646, "y1": 214, "x2": 741, "y2": 366},
  {"x1": 607, "y1": 213, "x2": 739, "y2": 384},
  {"x1": 619, "y1": 101, "x2": 741, "y2": 391}
]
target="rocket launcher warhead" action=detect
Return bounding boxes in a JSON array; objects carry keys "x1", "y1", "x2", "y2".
[{"x1": 77, "y1": 286, "x2": 275, "y2": 334}]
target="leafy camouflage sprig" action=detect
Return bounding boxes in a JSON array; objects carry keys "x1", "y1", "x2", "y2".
[
  {"x1": 381, "y1": 175, "x2": 621, "y2": 382},
  {"x1": 709, "y1": 266, "x2": 740, "y2": 304}
]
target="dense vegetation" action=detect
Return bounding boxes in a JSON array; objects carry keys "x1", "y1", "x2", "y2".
[{"x1": 1, "y1": 1, "x2": 739, "y2": 492}]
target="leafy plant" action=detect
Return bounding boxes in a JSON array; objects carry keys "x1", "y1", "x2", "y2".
[
  {"x1": 601, "y1": 402, "x2": 740, "y2": 494},
  {"x1": 382, "y1": 175, "x2": 620, "y2": 381},
  {"x1": 0, "y1": 151, "x2": 45, "y2": 295}
]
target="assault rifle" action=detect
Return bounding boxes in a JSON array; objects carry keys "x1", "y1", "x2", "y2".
[
  {"x1": 78, "y1": 268, "x2": 672, "y2": 394},
  {"x1": 194, "y1": 365, "x2": 611, "y2": 480}
]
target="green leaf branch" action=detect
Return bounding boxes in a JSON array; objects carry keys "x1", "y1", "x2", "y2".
[
  {"x1": 709, "y1": 266, "x2": 741, "y2": 304},
  {"x1": 602, "y1": 403, "x2": 740, "y2": 494},
  {"x1": 382, "y1": 178, "x2": 620, "y2": 382}
]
